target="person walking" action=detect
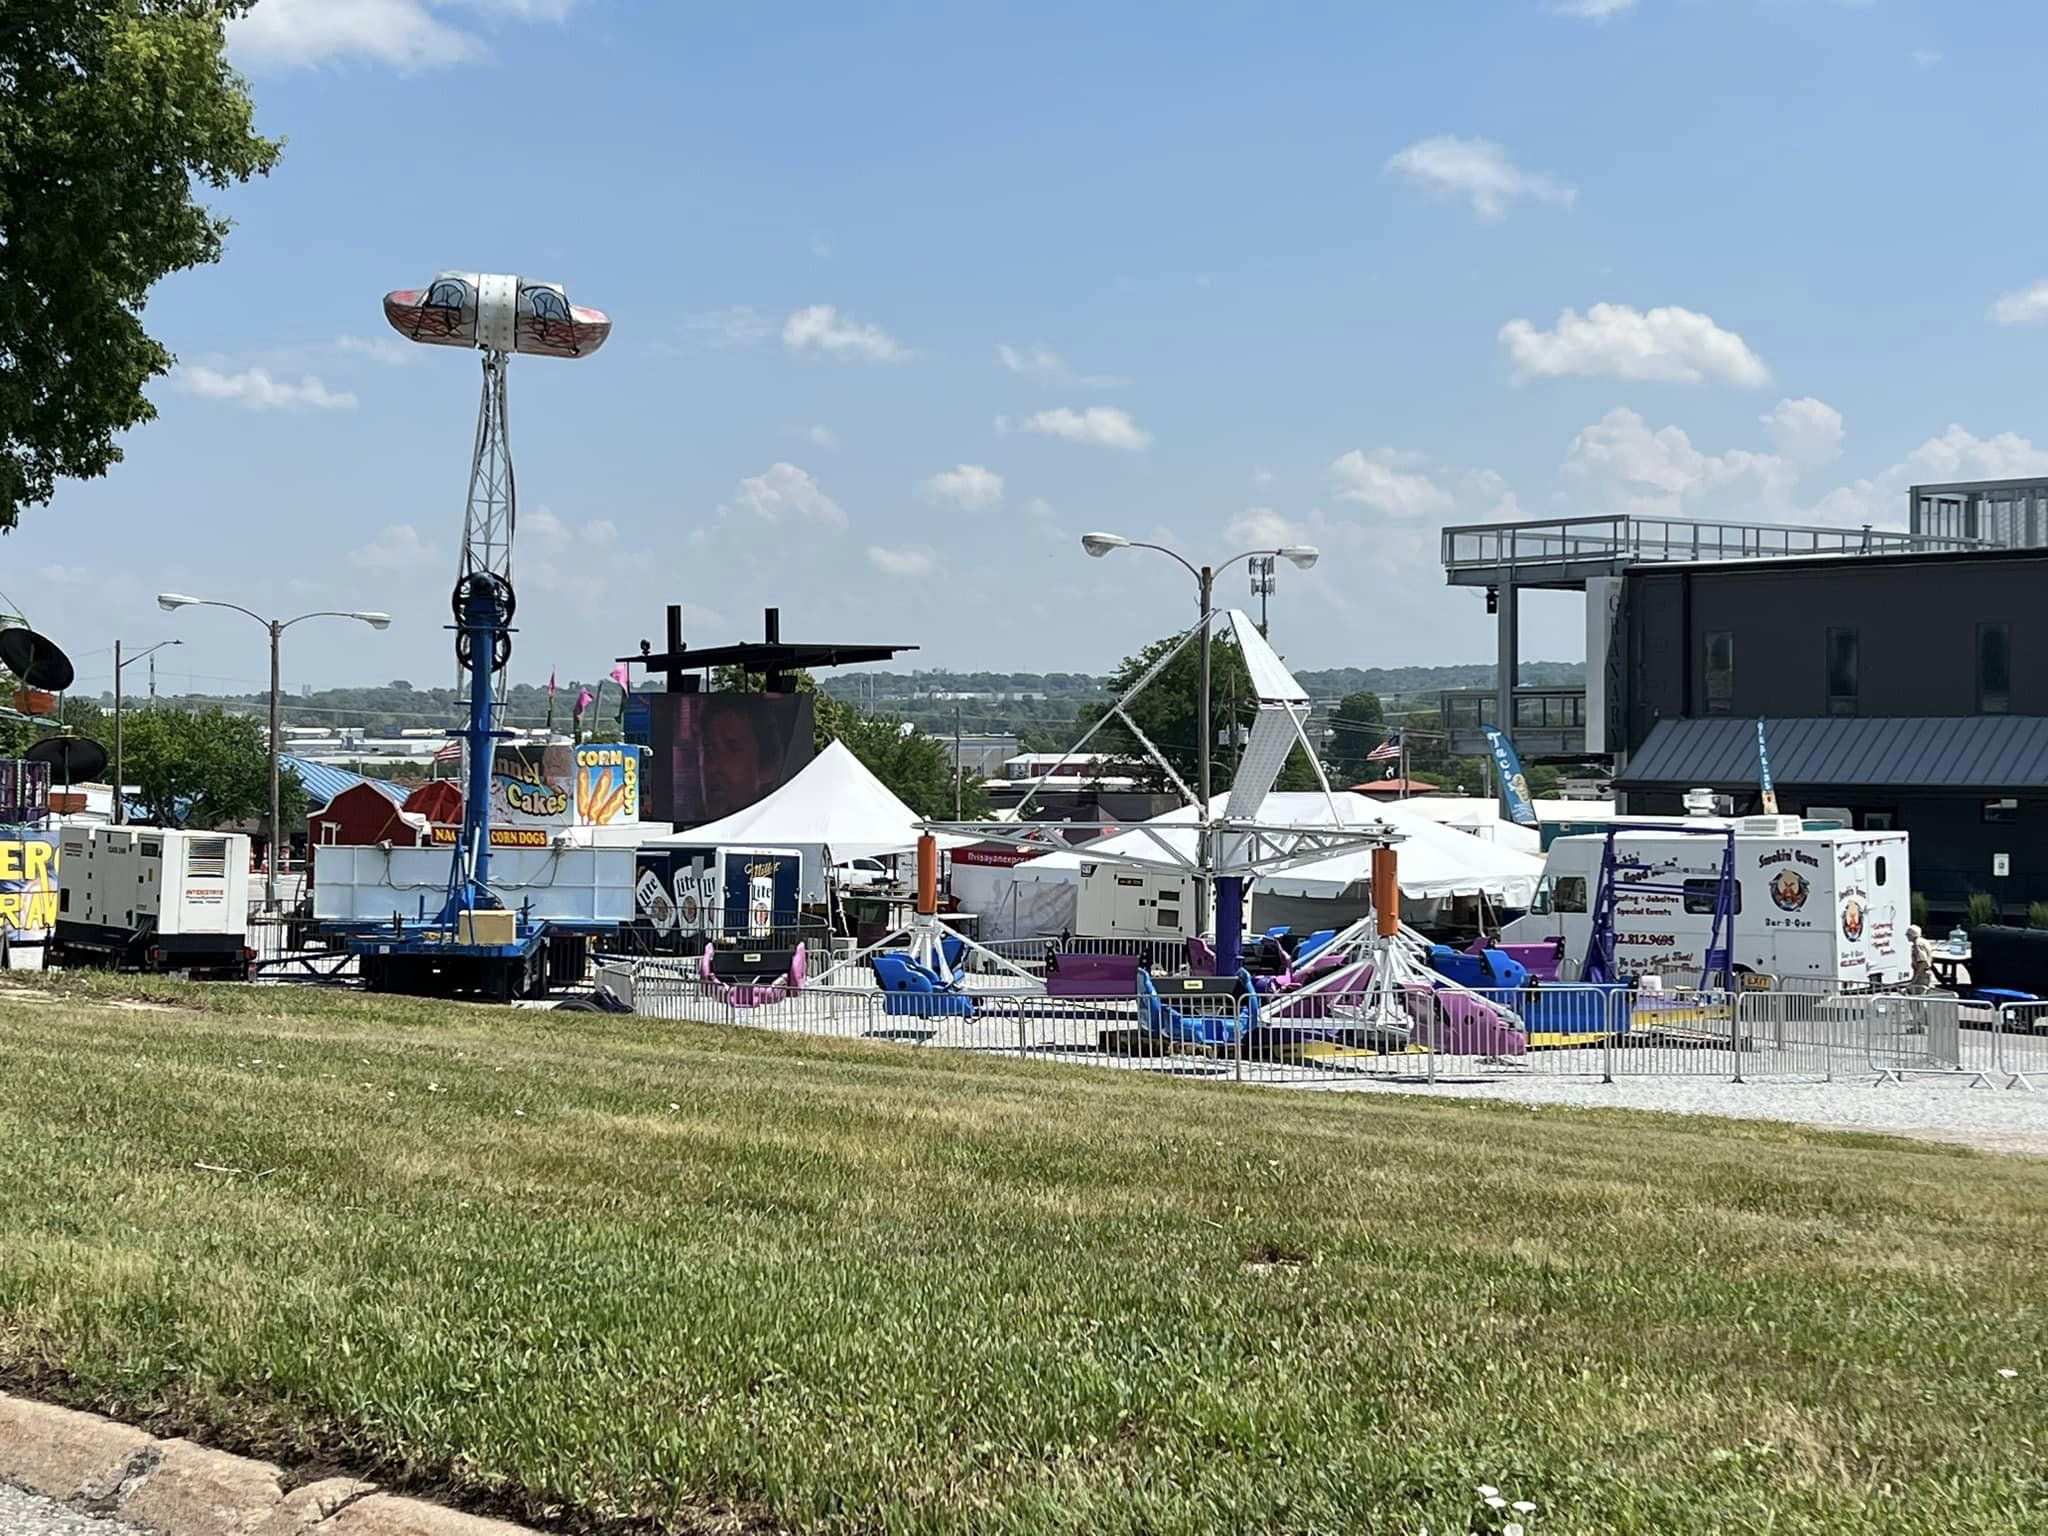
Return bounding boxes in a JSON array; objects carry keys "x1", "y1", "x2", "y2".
[{"x1": 1906, "y1": 924, "x2": 1935, "y2": 992}]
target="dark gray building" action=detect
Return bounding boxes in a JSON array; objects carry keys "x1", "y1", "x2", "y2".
[{"x1": 1609, "y1": 547, "x2": 2048, "y2": 919}]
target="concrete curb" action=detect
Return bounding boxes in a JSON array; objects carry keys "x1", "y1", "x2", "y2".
[{"x1": 0, "y1": 1393, "x2": 536, "y2": 1535}]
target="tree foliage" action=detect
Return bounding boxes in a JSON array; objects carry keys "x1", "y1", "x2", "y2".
[
  {"x1": 118, "y1": 706, "x2": 304, "y2": 829},
  {"x1": 1, "y1": 1, "x2": 281, "y2": 526},
  {"x1": 1078, "y1": 633, "x2": 1320, "y2": 798},
  {"x1": 1324, "y1": 689, "x2": 1387, "y2": 783},
  {"x1": 832, "y1": 713, "x2": 987, "y2": 821},
  {"x1": 710, "y1": 666, "x2": 978, "y2": 818}
]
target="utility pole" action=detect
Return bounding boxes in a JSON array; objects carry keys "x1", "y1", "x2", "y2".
[
  {"x1": 1196, "y1": 563, "x2": 1213, "y2": 938},
  {"x1": 113, "y1": 639, "x2": 122, "y2": 826},
  {"x1": 953, "y1": 700, "x2": 963, "y2": 817},
  {"x1": 1249, "y1": 555, "x2": 1276, "y2": 638}
]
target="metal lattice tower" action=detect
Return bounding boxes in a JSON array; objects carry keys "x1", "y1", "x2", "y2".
[{"x1": 462, "y1": 350, "x2": 516, "y2": 583}]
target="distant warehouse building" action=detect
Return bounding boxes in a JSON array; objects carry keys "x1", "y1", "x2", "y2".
[{"x1": 1608, "y1": 546, "x2": 2048, "y2": 920}]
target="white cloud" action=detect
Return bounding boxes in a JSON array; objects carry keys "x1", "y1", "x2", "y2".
[
  {"x1": 733, "y1": 463, "x2": 846, "y2": 527},
  {"x1": 921, "y1": 464, "x2": 1004, "y2": 511},
  {"x1": 228, "y1": 0, "x2": 576, "y2": 71},
  {"x1": 1328, "y1": 450, "x2": 1456, "y2": 520},
  {"x1": 998, "y1": 344, "x2": 1065, "y2": 379},
  {"x1": 1499, "y1": 303, "x2": 1771, "y2": 386},
  {"x1": 1760, "y1": 396, "x2": 1845, "y2": 472},
  {"x1": 1991, "y1": 280, "x2": 2048, "y2": 326},
  {"x1": 1019, "y1": 406, "x2": 1151, "y2": 451},
  {"x1": 682, "y1": 306, "x2": 778, "y2": 348},
  {"x1": 1384, "y1": 136, "x2": 1576, "y2": 221},
  {"x1": 1559, "y1": 402, "x2": 2048, "y2": 533},
  {"x1": 348, "y1": 524, "x2": 440, "y2": 573},
  {"x1": 802, "y1": 424, "x2": 840, "y2": 450},
  {"x1": 1562, "y1": 407, "x2": 1791, "y2": 518},
  {"x1": 177, "y1": 366, "x2": 357, "y2": 411},
  {"x1": 1551, "y1": 0, "x2": 1636, "y2": 18},
  {"x1": 335, "y1": 335, "x2": 410, "y2": 365},
  {"x1": 1025, "y1": 497, "x2": 1056, "y2": 519},
  {"x1": 1911, "y1": 49, "x2": 1943, "y2": 67},
  {"x1": 1809, "y1": 425, "x2": 2048, "y2": 527},
  {"x1": 811, "y1": 236, "x2": 833, "y2": 259},
  {"x1": 516, "y1": 506, "x2": 634, "y2": 611},
  {"x1": 1224, "y1": 506, "x2": 1303, "y2": 548},
  {"x1": 867, "y1": 545, "x2": 934, "y2": 577},
  {"x1": 782, "y1": 305, "x2": 906, "y2": 362},
  {"x1": 996, "y1": 343, "x2": 1124, "y2": 388}
]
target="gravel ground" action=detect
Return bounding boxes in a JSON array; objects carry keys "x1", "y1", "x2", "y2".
[
  {"x1": 1302, "y1": 1070, "x2": 2048, "y2": 1156},
  {"x1": 0, "y1": 1484, "x2": 147, "y2": 1536}
]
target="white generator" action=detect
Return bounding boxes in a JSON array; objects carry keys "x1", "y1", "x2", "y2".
[{"x1": 53, "y1": 826, "x2": 253, "y2": 977}]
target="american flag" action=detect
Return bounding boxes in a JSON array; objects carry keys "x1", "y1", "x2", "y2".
[
  {"x1": 1365, "y1": 730, "x2": 1403, "y2": 763},
  {"x1": 431, "y1": 739, "x2": 463, "y2": 768}
]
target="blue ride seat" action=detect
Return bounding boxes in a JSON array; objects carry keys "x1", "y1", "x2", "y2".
[
  {"x1": 1427, "y1": 942, "x2": 1530, "y2": 991},
  {"x1": 1137, "y1": 967, "x2": 1260, "y2": 1048},
  {"x1": 873, "y1": 951, "x2": 976, "y2": 1017},
  {"x1": 1294, "y1": 928, "x2": 1338, "y2": 964}
]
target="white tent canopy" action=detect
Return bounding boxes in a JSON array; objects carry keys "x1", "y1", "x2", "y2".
[
  {"x1": 641, "y1": 740, "x2": 956, "y2": 863},
  {"x1": 1007, "y1": 791, "x2": 1544, "y2": 904}
]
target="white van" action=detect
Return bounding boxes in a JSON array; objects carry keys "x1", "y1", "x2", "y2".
[{"x1": 1501, "y1": 817, "x2": 1912, "y2": 987}]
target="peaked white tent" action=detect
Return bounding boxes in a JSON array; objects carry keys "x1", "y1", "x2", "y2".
[
  {"x1": 641, "y1": 740, "x2": 946, "y2": 862},
  {"x1": 1009, "y1": 791, "x2": 1544, "y2": 904}
]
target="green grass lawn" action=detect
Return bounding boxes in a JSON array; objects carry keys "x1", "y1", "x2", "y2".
[{"x1": 0, "y1": 975, "x2": 2044, "y2": 1535}]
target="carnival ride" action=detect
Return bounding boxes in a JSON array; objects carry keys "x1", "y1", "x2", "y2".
[{"x1": 345, "y1": 273, "x2": 611, "y2": 1000}]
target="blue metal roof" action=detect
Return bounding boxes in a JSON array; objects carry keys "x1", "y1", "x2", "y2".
[
  {"x1": 1617, "y1": 716, "x2": 2048, "y2": 792},
  {"x1": 282, "y1": 755, "x2": 408, "y2": 809}
]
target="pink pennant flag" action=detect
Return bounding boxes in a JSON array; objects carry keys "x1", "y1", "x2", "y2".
[
  {"x1": 609, "y1": 662, "x2": 631, "y2": 690},
  {"x1": 547, "y1": 668, "x2": 558, "y2": 699},
  {"x1": 574, "y1": 687, "x2": 593, "y2": 715}
]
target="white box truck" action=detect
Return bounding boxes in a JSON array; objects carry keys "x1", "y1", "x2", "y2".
[
  {"x1": 1500, "y1": 817, "x2": 1912, "y2": 988},
  {"x1": 53, "y1": 826, "x2": 253, "y2": 978}
]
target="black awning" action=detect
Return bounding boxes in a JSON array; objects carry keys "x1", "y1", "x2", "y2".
[{"x1": 1616, "y1": 715, "x2": 2048, "y2": 792}]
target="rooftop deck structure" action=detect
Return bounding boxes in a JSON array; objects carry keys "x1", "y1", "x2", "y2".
[{"x1": 1441, "y1": 513, "x2": 1987, "y2": 762}]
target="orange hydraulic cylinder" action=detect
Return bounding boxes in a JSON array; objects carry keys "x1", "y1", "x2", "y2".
[
  {"x1": 1372, "y1": 846, "x2": 1399, "y2": 936},
  {"x1": 916, "y1": 833, "x2": 939, "y2": 915}
]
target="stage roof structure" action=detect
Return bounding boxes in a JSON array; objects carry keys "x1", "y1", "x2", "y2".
[{"x1": 620, "y1": 605, "x2": 915, "y2": 692}]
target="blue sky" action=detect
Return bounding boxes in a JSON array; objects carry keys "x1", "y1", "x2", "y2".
[{"x1": 20, "y1": 0, "x2": 2048, "y2": 698}]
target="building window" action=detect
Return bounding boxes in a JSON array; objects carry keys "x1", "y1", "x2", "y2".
[
  {"x1": 1978, "y1": 622, "x2": 2011, "y2": 714},
  {"x1": 1703, "y1": 631, "x2": 1734, "y2": 715},
  {"x1": 1826, "y1": 628, "x2": 1859, "y2": 715}
]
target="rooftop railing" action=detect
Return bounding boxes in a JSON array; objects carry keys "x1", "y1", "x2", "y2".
[{"x1": 1441, "y1": 514, "x2": 1986, "y2": 577}]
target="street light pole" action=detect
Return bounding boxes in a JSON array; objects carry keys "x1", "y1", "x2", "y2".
[
  {"x1": 113, "y1": 638, "x2": 182, "y2": 826},
  {"x1": 268, "y1": 618, "x2": 282, "y2": 913},
  {"x1": 1195, "y1": 563, "x2": 1213, "y2": 939},
  {"x1": 156, "y1": 595, "x2": 391, "y2": 913},
  {"x1": 1078, "y1": 534, "x2": 1320, "y2": 964}
]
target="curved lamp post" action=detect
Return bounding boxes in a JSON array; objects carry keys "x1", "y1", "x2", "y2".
[
  {"x1": 1078, "y1": 534, "x2": 1319, "y2": 948},
  {"x1": 157, "y1": 594, "x2": 391, "y2": 912}
]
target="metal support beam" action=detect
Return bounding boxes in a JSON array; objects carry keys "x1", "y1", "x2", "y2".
[{"x1": 1495, "y1": 580, "x2": 1518, "y2": 748}]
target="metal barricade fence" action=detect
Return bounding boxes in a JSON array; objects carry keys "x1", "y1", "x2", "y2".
[
  {"x1": 593, "y1": 957, "x2": 2004, "y2": 1094},
  {"x1": 1736, "y1": 990, "x2": 1854, "y2": 1081},
  {"x1": 1996, "y1": 1000, "x2": 2048, "y2": 1089},
  {"x1": 1864, "y1": 992, "x2": 1965, "y2": 1082}
]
